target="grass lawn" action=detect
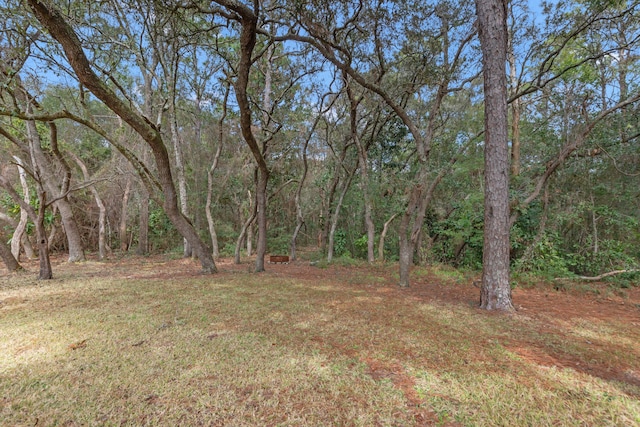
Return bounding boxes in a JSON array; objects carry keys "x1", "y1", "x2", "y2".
[{"x1": 1, "y1": 255, "x2": 639, "y2": 426}]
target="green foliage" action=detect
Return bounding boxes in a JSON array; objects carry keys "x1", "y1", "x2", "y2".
[
  {"x1": 431, "y1": 196, "x2": 484, "y2": 269},
  {"x1": 353, "y1": 234, "x2": 369, "y2": 259},
  {"x1": 567, "y1": 239, "x2": 638, "y2": 277},
  {"x1": 147, "y1": 207, "x2": 179, "y2": 252},
  {"x1": 514, "y1": 234, "x2": 572, "y2": 279},
  {"x1": 333, "y1": 229, "x2": 347, "y2": 257}
]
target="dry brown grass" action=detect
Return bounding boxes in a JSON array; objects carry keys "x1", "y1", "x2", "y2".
[{"x1": 1, "y1": 255, "x2": 639, "y2": 426}]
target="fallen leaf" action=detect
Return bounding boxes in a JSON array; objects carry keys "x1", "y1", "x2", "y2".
[{"x1": 69, "y1": 339, "x2": 88, "y2": 350}]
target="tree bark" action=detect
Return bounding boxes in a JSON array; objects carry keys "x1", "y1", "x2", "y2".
[
  {"x1": 11, "y1": 156, "x2": 33, "y2": 261},
  {"x1": 0, "y1": 231, "x2": 22, "y2": 272},
  {"x1": 327, "y1": 165, "x2": 357, "y2": 263},
  {"x1": 476, "y1": 0, "x2": 514, "y2": 311},
  {"x1": 346, "y1": 80, "x2": 375, "y2": 263},
  {"x1": 378, "y1": 213, "x2": 398, "y2": 262},
  {"x1": 71, "y1": 153, "x2": 108, "y2": 260},
  {"x1": 137, "y1": 186, "x2": 149, "y2": 255},
  {"x1": 231, "y1": 8, "x2": 269, "y2": 272},
  {"x1": 206, "y1": 83, "x2": 229, "y2": 260},
  {"x1": 24, "y1": 104, "x2": 85, "y2": 262},
  {"x1": 28, "y1": 0, "x2": 216, "y2": 273},
  {"x1": 0, "y1": 174, "x2": 51, "y2": 279},
  {"x1": 235, "y1": 203, "x2": 257, "y2": 265},
  {"x1": 120, "y1": 177, "x2": 131, "y2": 251}
]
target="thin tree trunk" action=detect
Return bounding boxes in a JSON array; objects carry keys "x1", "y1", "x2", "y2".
[
  {"x1": 170, "y1": 117, "x2": 192, "y2": 258},
  {"x1": 0, "y1": 175, "x2": 51, "y2": 279},
  {"x1": 206, "y1": 83, "x2": 229, "y2": 259},
  {"x1": 235, "y1": 204, "x2": 257, "y2": 264},
  {"x1": 378, "y1": 213, "x2": 398, "y2": 262},
  {"x1": 476, "y1": 0, "x2": 514, "y2": 311},
  {"x1": 137, "y1": 186, "x2": 149, "y2": 255},
  {"x1": 71, "y1": 153, "x2": 108, "y2": 260},
  {"x1": 591, "y1": 193, "x2": 599, "y2": 255},
  {"x1": 120, "y1": 177, "x2": 131, "y2": 251},
  {"x1": 0, "y1": 211, "x2": 34, "y2": 259},
  {"x1": 328, "y1": 165, "x2": 356, "y2": 263},
  {"x1": 35, "y1": 190, "x2": 53, "y2": 279},
  {"x1": 11, "y1": 156, "x2": 31, "y2": 261},
  {"x1": 346, "y1": 80, "x2": 375, "y2": 263}
]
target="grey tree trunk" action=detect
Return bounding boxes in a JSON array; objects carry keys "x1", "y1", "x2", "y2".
[
  {"x1": 0, "y1": 232, "x2": 22, "y2": 272},
  {"x1": 120, "y1": 177, "x2": 131, "y2": 251},
  {"x1": 11, "y1": 157, "x2": 32, "y2": 261},
  {"x1": 327, "y1": 166, "x2": 356, "y2": 263},
  {"x1": 347, "y1": 81, "x2": 375, "y2": 263},
  {"x1": 137, "y1": 187, "x2": 149, "y2": 256},
  {"x1": 0, "y1": 175, "x2": 51, "y2": 279},
  {"x1": 71, "y1": 153, "x2": 108, "y2": 260},
  {"x1": 25, "y1": 105, "x2": 85, "y2": 262},
  {"x1": 378, "y1": 213, "x2": 398, "y2": 262},
  {"x1": 476, "y1": 0, "x2": 514, "y2": 311}
]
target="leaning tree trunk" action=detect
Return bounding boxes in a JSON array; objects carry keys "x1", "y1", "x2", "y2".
[
  {"x1": 0, "y1": 175, "x2": 51, "y2": 279},
  {"x1": 476, "y1": 0, "x2": 514, "y2": 311},
  {"x1": 327, "y1": 166, "x2": 357, "y2": 263},
  {"x1": 28, "y1": 0, "x2": 216, "y2": 273},
  {"x1": 11, "y1": 156, "x2": 32, "y2": 261},
  {"x1": 0, "y1": 235, "x2": 22, "y2": 272},
  {"x1": 24, "y1": 108, "x2": 85, "y2": 262},
  {"x1": 378, "y1": 213, "x2": 398, "y2": 262},
  {"x1": 235, "y1": 204, "x2": 257, "y2": 265}
]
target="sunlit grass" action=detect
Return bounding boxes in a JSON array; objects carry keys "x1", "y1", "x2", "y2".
[{"x1": 1, "y1": 258, "x2": 638, "y2": 426}]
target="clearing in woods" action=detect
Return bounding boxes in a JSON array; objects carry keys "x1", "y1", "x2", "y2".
[{"x1": 1, "y1": 254, "x2": 639, "y2": 426}]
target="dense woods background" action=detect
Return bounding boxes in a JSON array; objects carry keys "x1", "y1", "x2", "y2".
[{"x1": 1, "y1": 0, "x2": 639, "y2": 288}]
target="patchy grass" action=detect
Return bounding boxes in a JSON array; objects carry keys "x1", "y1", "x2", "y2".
[{"x1": 1, "y1": 256, "x2": 639, "y2": 426}]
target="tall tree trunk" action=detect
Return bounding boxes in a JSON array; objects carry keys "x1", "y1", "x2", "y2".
[
  {"x1": 507, "y1": 4, "x2": 521, "y2": 177},
  {"x1": 347, "y1": 80, "x2": 375, "y2": 263},
  {"x1": 137, "y1": 186, "x2": 149, "y2": 255},
  {"x1": 170, "y1": 115, "x2": 192, "y2": 258},
  {"x1": 231, "y1": 10, "x2": 269, "y2": 272},
  {"x1": 71, "y1": 153, "x2": 108, "y2": 260},
  {"x1": 120, "y1": 177, "x2": 131, "y2": 251},
  {"x1": 290, "y1": 137, "x2": 310, "y2": 262},
  {"x1": 24, "y1": 105, "x2": 85, "y2": 262},
  {"x1": 206, "y1": 83, "x2": 229, "y2": 260},
  {"x1": 11, "y1": 156, "x2": 31, "y2": 261},
  {"x1": 476, "y1": 0, "x2": 514, "y2": 311},
  {"x1": 28, "y1": 0, "x2": 216, "y2": 273},
  {"x1": 378, "y1": 213, "x2": 398, "y2": 262},
  {"x1": 206, "y1": 146, "x2": 223, "y2": 260},
  {"x1": 327, "y1": 166, "x2": 356, "y2": 263}
]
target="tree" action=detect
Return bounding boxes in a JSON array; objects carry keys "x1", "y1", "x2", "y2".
[
  {"x1": 475, "y1": 0, "x2": 514, "y2": 311},
  {"x1": 27, "y1": 0, "x2": 217, "y2": 273}
]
